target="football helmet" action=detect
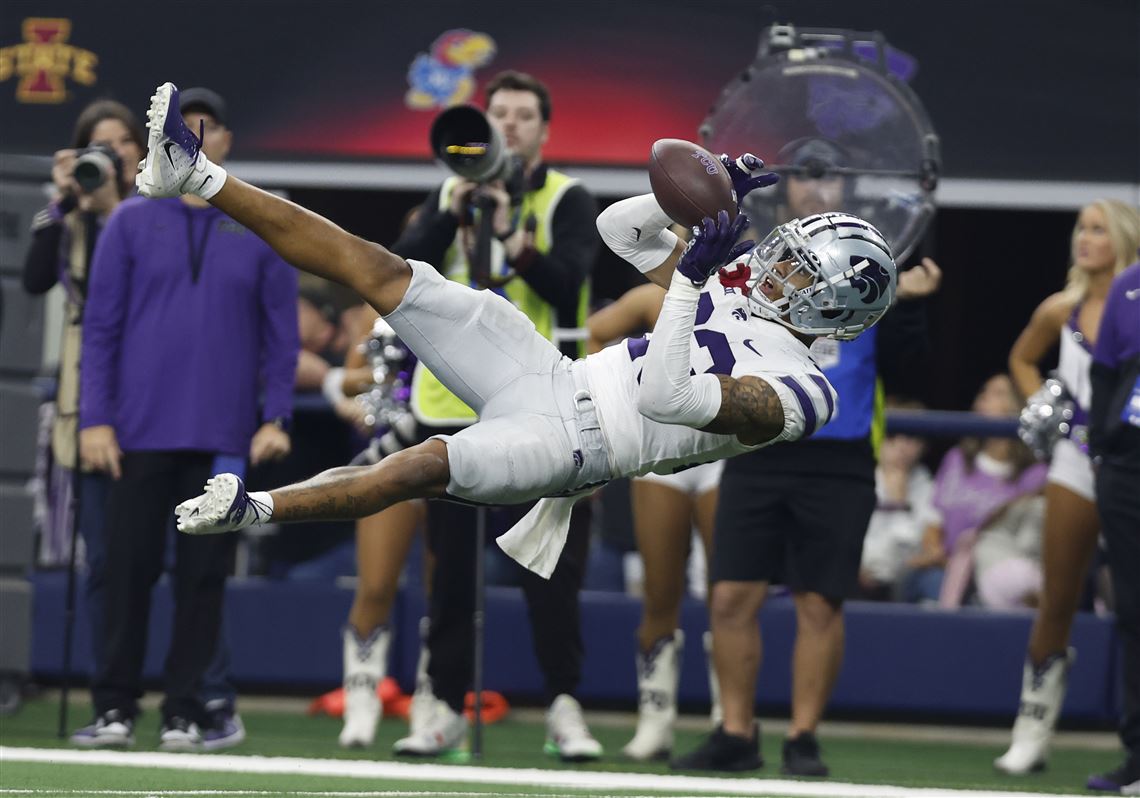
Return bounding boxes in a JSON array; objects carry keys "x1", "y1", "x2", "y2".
[{"x1": 746, "y1": 212, "x2": 897, "y2": 340}]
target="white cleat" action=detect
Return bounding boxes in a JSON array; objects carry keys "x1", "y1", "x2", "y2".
[
  {"x1": 338, "y1": 626, "x2": 390, "y2": 748},
  {"x1": 623, "y1": 630, "x2": 683, "y2": 761},
  {"x1": 545, "y1": 694, "x2": 602, "y2": 762},
  {"x1": 393, "y1": 697, "x2": 467, "y2": 757},
  {"x1": 136, "y1": 82, "x2": 225, "y2": 199},
  {"x1": 994, "y1": 648, "x2": 1075, "y2": 774},
  {"x1": 175, "y1": 473, "x2": 269, "y2": 534}
]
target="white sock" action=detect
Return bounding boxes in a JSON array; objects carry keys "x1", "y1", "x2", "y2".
[
  {"x1": 248, "y1": 491, "x2": 275, "y2": 523},
  {"x1": 185, "y1": 153, "x2": 228, "y2": 200}
]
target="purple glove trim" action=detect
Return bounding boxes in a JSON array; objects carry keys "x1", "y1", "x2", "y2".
[{"x1": 720, "y1": 153, "x2": 780, "y2": 208}]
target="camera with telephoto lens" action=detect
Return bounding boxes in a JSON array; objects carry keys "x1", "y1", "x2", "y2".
[
  {"x1": 429, "y1": 105, "x2": 525, "y2": 197},
  {"x1": 73, "y1": 144, "x2": 123, "y2": 193}
]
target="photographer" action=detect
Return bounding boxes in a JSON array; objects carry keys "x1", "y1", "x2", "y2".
[
  {"x1": 339, "y1": 71, "x2": 602, "y2": 760},
  {"x1": 22, "y1": 99, "x2": 145, "y2": 690}
]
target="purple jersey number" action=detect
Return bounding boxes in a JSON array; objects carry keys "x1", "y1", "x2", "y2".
[{"x1": 625, "y1": 296, "x2": 737, "y2": 381}]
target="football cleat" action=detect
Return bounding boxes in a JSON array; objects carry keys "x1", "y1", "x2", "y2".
[
  {"x1": 176, "y1": 473, "x2": 271, "y2": 534},
  {"x1": 137, "y1": 82, "x2": 225, "y2": 199}
]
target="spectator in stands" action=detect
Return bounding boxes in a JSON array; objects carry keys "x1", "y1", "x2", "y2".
[
  {"x1": 72, "y1": 88, "x2": 299, "y2": 751},
  {"x1": 971, "y1": 495, "x2": 1046, "y2": 610},
  {"x1": 335, "y1": 70, "x2": 602, "y2": 760},
  {"x1": 1086, "y1": 259, "x2": 1140, "y2": 794},
  {"x1": 673, "y1": 136, "x2": 941, "y2": 777},
  {"x1": 586, "y1": 281, "x2": 724, "y2": 760},
  {"x1": 21, "y1": 100, "x2": 145, "y2": 681},
  {"x1": 902, "y1": 374, "x2": 1045, "y2": 604},
  {"x1": 996, "y1": 200, "x2": 1140, "y2": 775},
  {"x1": 858, "y1": 401, "x2": 934, "y2": 601}
]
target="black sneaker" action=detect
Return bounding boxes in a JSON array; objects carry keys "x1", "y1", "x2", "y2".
[
  {"x1": 782, "y1": 732, "x2": 829, "y2": 777},
  {"x1": 70, "y1": 709, "x2": 135, "y2": 748},
  {"x1": 670, "y1": 724, "x2": 762, "y2": 771},
  {"x1": 159, "y1": 715, "x2": 202, "y2": 752},
  {"x1": 1086, "y1": 755, "x2": 1140, "y2": 793}
]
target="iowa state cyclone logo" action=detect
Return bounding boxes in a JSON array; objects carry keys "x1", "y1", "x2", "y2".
[
  {"x1": 406, "y1": 29, "x2": 496, "y2": 110},
  {"x1": 0, "y1": 18, "x2": 98, "y2": 103}
]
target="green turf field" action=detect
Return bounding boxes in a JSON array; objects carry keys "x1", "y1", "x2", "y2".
[{"x1": 0, "y1": 696, "x2": 1120, "y2": 797}]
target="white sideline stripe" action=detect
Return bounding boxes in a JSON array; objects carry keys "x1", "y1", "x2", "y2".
[
  {"x1": 0, "y1": 794, "x2": 697, "y2": 798},
  {"x1": 0, "y1": 747, "x2": 1090, "y2": 798}
]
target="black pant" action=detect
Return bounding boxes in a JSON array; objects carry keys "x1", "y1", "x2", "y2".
[
  {"x1": 92, "y1": 451, "x2": 235, "y2": 723},
  {"x1": 426, "y1": 498, "x2": 591, "y2": 711},
  {"x1": 1097, "y1": 463, "x2": 1140, "y2": 757}
]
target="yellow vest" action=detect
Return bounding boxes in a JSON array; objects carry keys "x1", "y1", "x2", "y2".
[{"x1": 411, "y1": 169, "x2": 590, "y2": 425}]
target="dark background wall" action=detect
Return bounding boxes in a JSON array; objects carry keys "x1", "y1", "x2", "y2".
[
  {"x1": 2, "y1": 0, "x2": 1137, "y2": 180},
  {"x1": 288, "y1": 186, "x2": 1077, "y2": 412},
  {"x1": 2, "y1": 0, "x2": 1134, "y2": 412}
]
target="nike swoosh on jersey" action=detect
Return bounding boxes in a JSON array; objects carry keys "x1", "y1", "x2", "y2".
[
  {"x1": 742, "y1": 339, "x2": 764, "y2": 357},
  {"x1": 633, "y1": 226, "x2": 642, "y2": 241},
  {"x1": 1126, "y1": 288, "x2": 1140, "y2": 300}
]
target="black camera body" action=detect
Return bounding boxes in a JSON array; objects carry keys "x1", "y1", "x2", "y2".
[{"x1": 73, "y1": 144, "x2": 123, "y2": 193}]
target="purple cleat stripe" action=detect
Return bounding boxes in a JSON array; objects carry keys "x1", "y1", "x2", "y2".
[{"x1": 162, "y1": 86, "x2": 203, "y2": 158}]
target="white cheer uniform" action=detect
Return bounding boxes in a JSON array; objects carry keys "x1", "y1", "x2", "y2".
[
  {"x1": 384, "y1": 259, "x2": 836, "y2": 576},
  {"x1": 1048, "y1": 313, "x2": 1096, "y2": 501}
]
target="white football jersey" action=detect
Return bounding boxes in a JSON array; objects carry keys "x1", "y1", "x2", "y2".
[{"x1": 583, "y1": 271, "x2": 838, "y2": 479}]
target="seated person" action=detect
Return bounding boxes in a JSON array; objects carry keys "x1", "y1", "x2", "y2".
[
  {"x1": 902, "y1": 375, "x2": 1046, "y2": 603},
  {"x1": 973, "y1": 495, "x2": 1046, "y2": 610},
  {"x1": 858, "y1": 401, "x2": 933, "y2": 601}
]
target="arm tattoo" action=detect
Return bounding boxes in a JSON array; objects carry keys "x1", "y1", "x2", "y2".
[{"x1": 700, "y1": 374, "x2": 785, "y2": 445}]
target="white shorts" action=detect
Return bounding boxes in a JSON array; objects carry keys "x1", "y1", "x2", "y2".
[
  {"x1": 1047, "y1": 437, "x2": 1095, "y2": 501},
  {"x1": 634, "y1": 460, "x2": 723, "y2": 496},
  {"x1": 384, "y1": 260, "x2": 611, "y2": 505}
]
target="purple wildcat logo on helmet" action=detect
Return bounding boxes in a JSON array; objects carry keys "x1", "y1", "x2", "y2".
[{"x1": 848, "y1": 256, "x2": 892, "y2": 303}]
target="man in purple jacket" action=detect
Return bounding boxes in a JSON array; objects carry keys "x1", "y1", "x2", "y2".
[
  {"x1": 1086, "y1": 260, "x2": 1140, "y2": 794},
  {"x1": 72, "y1": 88, "x2": 299, "y2": 751}
]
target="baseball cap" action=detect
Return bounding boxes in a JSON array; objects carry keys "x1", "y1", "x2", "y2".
[
  {"x1": 180, "y1": 87, "x2": 228, "y2": 126},
  {"x1": 778, "y1": 136, "x2": 849, "y2": 177}
]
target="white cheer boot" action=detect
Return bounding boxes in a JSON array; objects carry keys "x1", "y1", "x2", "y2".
[
  {"x1": 623, "y1": 630, "x2": 684, "y2": 760},
  {"x1": 994, "y1": 648, "x2": 1075, "y2": 774},
  {"x1": 338, "y1": 625, "x2": 390, "y2": 748}
]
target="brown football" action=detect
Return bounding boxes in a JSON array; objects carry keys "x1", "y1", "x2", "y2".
[{"x1": 648, "y1": 138, "x2": 737, "y2": 228}]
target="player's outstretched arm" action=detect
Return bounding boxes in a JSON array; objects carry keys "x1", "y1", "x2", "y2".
[
  {"x1": 596, "y1": 194, "x2": 686, "y2": 289},
  {"x1": 637, "y1": 212, "x2": 773, "y2": 442},
  {"x1": 700, "y1": 374, "x2": 785, "y2": 445}
]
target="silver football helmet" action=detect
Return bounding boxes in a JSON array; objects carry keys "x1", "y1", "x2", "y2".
[{"x1": 746, "y1": 212, "x2": 897, "y2": 340}]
